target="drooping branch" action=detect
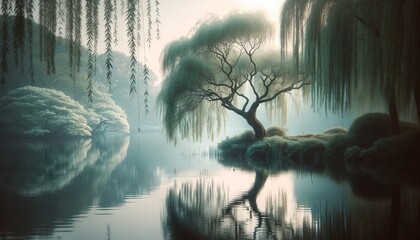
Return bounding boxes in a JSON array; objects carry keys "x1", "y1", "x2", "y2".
[
  {"x1": 86, "y1": 0, "x2": 99, "y2": 103},
  {"x1": 0, "y1": 0, "x2": 9, "y2": 87},
  {"x1": 13, "y1": 0, "x2": 25, "y2": 68},
  {"x1": 126, "y1": 0, "x2": 137, "y2": 97},
  {"x1": 104, "y1": 0, "x2": 114, "y2": 91},
  {"x1": 25, "y1": 0, "x2": 34, "y2": 84},
  {"x1": 158, "y1": 12, "x2": 299, "y2": 141}
]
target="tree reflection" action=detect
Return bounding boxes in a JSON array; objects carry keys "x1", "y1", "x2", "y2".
[
  {"x1": 0, "y1": 136, "x2": 129, "y2": 238},
  {"x1": 163, "y1": 142, "x2": 420, "y2": 240},
  {"x1": 164, "y1": 170, "x2": 306, "y2": 239}
]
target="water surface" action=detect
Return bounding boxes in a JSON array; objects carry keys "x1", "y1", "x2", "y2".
[{"x1": 0, "y1": 133, "x2": 418, "y2": 239}]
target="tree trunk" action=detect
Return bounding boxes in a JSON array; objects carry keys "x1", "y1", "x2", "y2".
[
  {"x1": 223, "y1": 171, "x2": 268, "y2": 214},
  {"x1": 413, "y1": 80, "x2": 420, "y2": 124},
  {"x1": 388, "y1": 89, "x2": 401, "y2": 240},
  {"x1": 388, "y1": 90, "x2": 401, "y2": 135},
  {"x1": 247, "y1": 171, "x2": 268, "y2": 212},
  {"x1": 244, "y1": 105, "x2": 268, "y2": 140}
]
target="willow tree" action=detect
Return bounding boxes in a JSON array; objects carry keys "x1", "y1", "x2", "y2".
[
  {"x1": 280, "y1": 0, "x2": 420, "y2": 130},
  {"x1": 0, "y1": 0, "x2": 161, "y2": 106},
  {"x1": 158, "y1": 12, "x2": 309, "y2": 142}
]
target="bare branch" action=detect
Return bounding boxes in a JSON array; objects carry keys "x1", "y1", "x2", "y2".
[{"x1": 260, "y1": 80, "x2": 311, "y2": 103}]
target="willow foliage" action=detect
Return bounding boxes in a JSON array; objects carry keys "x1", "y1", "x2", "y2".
[
  {"x1": 281, "y1": 0, "x2": 420, "y2": 119},
  {"x1": 1, "y1": 0, "x2": 10, "y2": 87},
  {"x1": 86, "y1": 0, "x2": 100, "y2": 103},
  {"x1": 13, "y1": 0, "x2": 25, "y2": 68},
  {"x1": 25, "y1": 0, "x2": 34, "y2": 83},
  {"x1": 0, "y1": 0, "x2": 161, "y2": 105},
  {"x1": 126, "y1": 0, "x2": 137, "y2": 96},
  {"x1": 104, "y1": 0, "x2": 113, "y2": 91},
  {"x1": 158, "y1": 12, "x2": 306, "y2": 142}
]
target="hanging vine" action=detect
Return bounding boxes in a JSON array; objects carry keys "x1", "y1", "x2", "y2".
[
  {"x1": 112, "y1": 0, "x2": 118, "y2": 46},
  {"x1": 143, "y1": 63, "x2": 150, "y2": 116},
  {"x1": 13, "y1": 0, "x2": 25, "y2": 68},
  {"x1": 140, "y1": 0, "x2": 150, "y2": 116},
  {"x1": 57, "y1": 0, "x2": 65, "y2": 39},
  {"x1": 39, "y1": 0, "x2": 56, "y2": 74},
  {"x1": 0, "y1": 0, "x2": 162, "y2": 108},
  {"x1": 1, "y1": 0, "x2": 10, "y2": 87},
  {"x1": 155, "y1": 0, "x2": 160, "y2": 40},
  {"x1": 65, "y1": 0, "x2": 83, "y2": 78},
  {"x1": 25, "y1": 0, "x2": 34, "y2": 84},
  {"x1": 146, "y1": 0, "x2": 152, "y2": 49},
  {"x1": 104, "y1": 0, "x2": 114, "y2": 91},
  {"x1": 126, "y1": 0, "x2": 137, "y2": 97},
  {"x1": 73, "y1": 0, "x2": 82, "y2": 75},
  {"x1": 86, "y1": 0, "x2": 99, "y2": 103}
]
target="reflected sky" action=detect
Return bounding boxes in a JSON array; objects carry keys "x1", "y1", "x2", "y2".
[{"x1": 0, "y1": 132, "x2": 419, "y2": 240}]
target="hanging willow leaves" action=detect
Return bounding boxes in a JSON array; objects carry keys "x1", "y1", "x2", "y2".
[
  {"x1": 47, "y1": 0, "x2": 56, "y2": 74},
  {"x1": 65, "y1": 0, "x2": 73, "y2": 68},
  {"x1": 65, "y1": 0, "x2": 82, "y2": 78},
  {"x1": 39, "y1": 0, "x2": 56, "y2": 74},
  {"x1": 0, "y1": 0, "x2": 163, "y2": 110},
  {"x1": 93, "y1": 0, "x2": 99, "y2": 72},
  {"x1": 155, "y1": 0, "x2": 160, "y2": 40},
  {"x1": 146, "y1": 0, "x2": 152, "y2": 49},
  {"x1": 1, "y1": 0, "x2": 10, "y2": 87},
  {"x1": 126, "y1": 0, "x2": 137, "y2": 96},
  {"x1": 143, "y1": 63, "x2": 150, "y2": 115},
  {"x1": 136, "y1": 0, "x2": 142, "y2": 49},
  {"x1": 38, "y1": 0, "x2": 44, "y2": 62},
  {"x1": 280, "y1": 0, "x2": 420, "y2": 121},
  {"x1": 73, "y1": 0, "x2": 82, "y2": 74},
  {"x1": 25, "y1": 0, "x2": 34, "y2": 84},
  {"x1": 13, "y1": 0, "x2": 25, "y2": 68},
  {"x1": 57, "y1": 0, "x2": 65, "y2": 39},
  {"x1": 104, "y1": 0, "x2": 114, "y2": 91},
  {"x1": 86, "y1": 0, "x2": 99, "y2": 103}
]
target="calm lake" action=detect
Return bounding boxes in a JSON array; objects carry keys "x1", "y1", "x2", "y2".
[{"x1": 0, "y1": 132, "x2": 419, "y2": 240}]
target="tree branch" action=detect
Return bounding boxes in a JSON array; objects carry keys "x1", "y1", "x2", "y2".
[{"x1": 260, "y1": 80, "x2": 310, "y2": 103}]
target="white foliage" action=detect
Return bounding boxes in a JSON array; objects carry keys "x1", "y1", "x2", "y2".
[
  {"x1": 0, "y1": 86, "x2": 129, "y2": 136},
  {"x1": 88, "y1": 87, "x2": 130, "y2": 134}
]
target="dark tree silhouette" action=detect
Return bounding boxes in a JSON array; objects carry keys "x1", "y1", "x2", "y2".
[{"x1": 158, "y1": 12, "x2": 309, "y2": 142}]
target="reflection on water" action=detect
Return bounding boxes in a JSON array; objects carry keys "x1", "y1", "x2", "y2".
[
  {"x1": 0, "y1": 136, "x2": 129, "y2": 238},
  {"x1": 164, "y1": 170, "x2": 420, "y2": 240},
  {"x1": 0, "y1": 133, "x2": 419, "y2": 239}
]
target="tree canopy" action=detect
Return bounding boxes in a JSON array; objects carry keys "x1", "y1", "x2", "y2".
[
  {"x1": 280, "y1": 0, "x2": 420, "y2": 123},
  {"x1": 158, "y1": 12, "x2": 309, "y2": 142},
  {"x1": 0, "y1": 86, "x2": 129, "y2": 136}
]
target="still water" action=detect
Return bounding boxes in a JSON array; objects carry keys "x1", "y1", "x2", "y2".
[{"x1": 0, "y1": 132, "x2": 419, "y2": 240}]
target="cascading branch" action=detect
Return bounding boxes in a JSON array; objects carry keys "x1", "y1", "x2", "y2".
[
  {"x1": 104, "y1": 0, "x2": 114, "y2": 92},
  {"x1": 1, "y1": 0, "x2": 10, "y2": 87},
  {"x1": 0, "y1": 0, "x2": 161, "y2": 106},
  {"x1": 280, "y1": 0, "x2": 420, "y2": 122},
  {"x1": 25, "y1": 0, "x2": 34, "y2": 84},
  {"x1": 126, "y1": 0, "x2": 137, "y2": 97}
]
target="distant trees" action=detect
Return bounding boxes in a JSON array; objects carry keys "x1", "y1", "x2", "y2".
[
  {"x1": 280, "y1": 0, "x2": 420, "y2": 129},
  {"x1": 158, "y1": 12, "x2": 309, "y2": 142},
  {"x1": 0, "y1": 86, "x2": 129, "y2": 136}
]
